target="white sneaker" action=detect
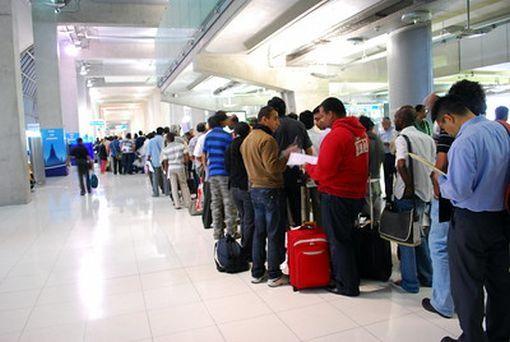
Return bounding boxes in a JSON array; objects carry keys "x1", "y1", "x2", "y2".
[
  {"x1": 268, "y1": 274, "x2": 289, "y2": 287},
  {"x1": 251, "y1": 273, "x2": 267, "y2": 284}
]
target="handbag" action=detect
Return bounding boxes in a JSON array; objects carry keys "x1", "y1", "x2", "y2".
[{"x1": 379, "y1": 135, "x2": 422, "y2": 247}]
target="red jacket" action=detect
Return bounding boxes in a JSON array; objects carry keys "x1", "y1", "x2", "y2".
[{"x1": 305, "y1": 117, "x2": 369, "y2": 199}]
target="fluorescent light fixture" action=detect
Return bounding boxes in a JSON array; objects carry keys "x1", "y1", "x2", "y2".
[{"x1": 193, "y1": 76, "x2": 231, "y2": 93}]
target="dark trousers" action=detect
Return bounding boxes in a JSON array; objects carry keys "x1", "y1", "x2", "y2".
[
  {"x1": 321, "y1": 193, "x2": 364, "y2": 296},
  {"x1": 448, "y1": 208, "x2": 510, "y2": 342},
  {"x1": 310, "y1": 187, "x2": 322, "y2": 227},
  {"x1": 231, "y1": 187, "x2": 255, "y2": 260},
  {"x1": 250, "y1": 188, "x2": 286, "y2": 280},
  {"x1": 76, "y1": 160, "x2": 91, "y2": 194},
  {"x1": 112, "y1": 156, "x2": 122, "y2": 175},
  {"x1": 202, "y1": 181, "x2": 213, "y2": 229},
  {"x1": 283, "y1": 167, "x2": 302, "y2": 227},
  {"x1": 122, "y1": 153, "x2": 135, "y2": 174},
  {"x1": 383, "y1": 153, "x2": 395, "y2": 199}
]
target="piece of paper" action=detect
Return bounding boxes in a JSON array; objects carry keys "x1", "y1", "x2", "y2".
[
  {"x1": 408, "y1": 153, "x2": 447, "y2": 176},
  {"x1": 287, "y1": 152, "x2": 318, "y2": 166}
]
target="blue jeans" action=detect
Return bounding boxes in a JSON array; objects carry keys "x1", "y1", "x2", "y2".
[
  {"x1": 429, "y1": 199, "x2": 454, "y2": 317},
  {"x1": 394, "y1": 198, "x2": 433, "y2": 293},
  {"x1": 250, "y1": 188, "x2": 286, "y2": 280}
]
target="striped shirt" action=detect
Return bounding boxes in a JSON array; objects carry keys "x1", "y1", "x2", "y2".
[
  {"x1": 160, "y1": 142, "x2": 188, "y2": 172},
  {"x1": 203, "y1": 127, "x2": 232, "y2": 177}
]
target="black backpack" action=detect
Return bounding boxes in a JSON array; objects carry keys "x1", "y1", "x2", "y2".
[{"x1": 214, "y1": 235, "x2": 249, "y2": 274}]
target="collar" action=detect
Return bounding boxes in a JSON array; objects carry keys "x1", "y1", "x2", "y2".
[
  {"x1": 254, "y1": 124, "x2": 273, "y2": 136},
  {"x1": 399, "y1": 126, "x2": 419, "y2": 135},
  {"x1": 457, "y1": 115, "x2": 486, "y2": 138}
]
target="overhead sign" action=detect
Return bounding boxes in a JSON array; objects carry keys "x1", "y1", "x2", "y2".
[{"x1": 90, "y1": 120, "x2": 105, "y2": 127}]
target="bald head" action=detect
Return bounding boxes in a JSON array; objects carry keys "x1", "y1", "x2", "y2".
[
  {"x1": 394, "y1": 105, "x2": 417, "y2": 131},
  {"x1": 423, "y1": 93, "x2": 438, "y2": 112}
]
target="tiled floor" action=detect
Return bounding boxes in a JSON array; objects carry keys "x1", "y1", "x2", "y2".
[{"x1": 0, "y1": 170, "x2": 462, "y2": 341}]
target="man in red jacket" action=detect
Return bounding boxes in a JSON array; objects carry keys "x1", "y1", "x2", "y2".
[{"x1": 305, "y1": 97, "x2": 369, "y2": 297}]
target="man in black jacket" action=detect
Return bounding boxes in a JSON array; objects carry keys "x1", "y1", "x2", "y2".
[{"x1": 225, "y1": 122, "x2": 254, "y2": 259}]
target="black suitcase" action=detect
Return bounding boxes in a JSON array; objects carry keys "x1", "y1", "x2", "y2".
[{"x1": 356, "y1": 179, "x2": 392, "y2": 282}]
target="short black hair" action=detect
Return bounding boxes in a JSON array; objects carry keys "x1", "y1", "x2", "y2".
[
  {"x1": 395, "y1": 105, "x2": 417, "y2": 126},
  {"x1": 431, "y1": 95, "x2": 470, "y2": 122},
  {"x1": 299, "y1": 110, "x2": 314, "y2": 130},
  {"x1": 234, "y1": 122, "x2": 250, "y2": 138},
  {"x1": 77, "y1": 138, "x2": 83, "y2": 144},
  {"x1": 267, "y1": 97, "x2": 286, "y2": 117},
  {"x1": 163, "y1": 126, "x2": 170, "y2": 134},
  {"x1": 495, "y1": 106, "x2": 509, "y2": 120},
  {"x1": 126, "y1": 133, "x2": 132, "y2": 139},
  {"x1": 313, "y1": 106, "x2": 320, "y2": 114},
  {"x1": 166, "y1": 132, "x2": 175, "y2": 143},
  {"x1": 415, "y1": 104, "x2": 425, "y2": 112},
  {"x1": 359, "y1": 115, "x2": 375, "y2": 131},
  {"x1": 156, "y1": 127, "x2": 164, "y2": 135},
  {"x1": 288, "y1": 113, "x2": 298, "y2": 120},
  {"x1": 320, "y1": 97, "x2": 346, "y2": 118},
  {"x1": 215, "y1": 110, "x2": 228, "y2": 124},
  {"x1": 208, "y1": 115, "x2": 220, "y2": 128},
  {"x1": 138, "y1": 130, "x2": 143, "y2": 135},
  {"x1": 196, "y1": 122, "x2": 207, "y2": 133},
  {"x1": 258, "y1": 106, "x2": 276, "y2": 122},
  {"x1": 447, "y1": 79, "x2": 486, "y2": 116}
]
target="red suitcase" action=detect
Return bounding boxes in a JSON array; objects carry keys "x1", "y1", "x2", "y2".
[{"x1": 287, "y1": 222, "x2": 330, "y2": 291}]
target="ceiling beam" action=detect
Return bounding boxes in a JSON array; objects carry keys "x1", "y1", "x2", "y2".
[{"x1": 243, "y1": 0, "x2": 327, "y2": 51}]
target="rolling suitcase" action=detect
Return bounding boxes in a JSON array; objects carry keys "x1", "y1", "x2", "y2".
[
  {"x1": 287, "y1": 222, "x2": 330, "y2": 291},
  {"x1": 356, "y1": 179, "x2": 392, "y2": 282}
]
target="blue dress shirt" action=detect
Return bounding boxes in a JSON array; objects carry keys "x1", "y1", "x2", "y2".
[
  {"x1": 439, "y1": 116, "x2": 510, "y2": 212},
  {"x1": 146, "y1": 135, "x2": 164, "y2": 168}
]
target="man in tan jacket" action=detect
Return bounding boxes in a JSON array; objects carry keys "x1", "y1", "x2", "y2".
[{"x1": 241, "y1": 106, "x2": 297, "y2": 287}]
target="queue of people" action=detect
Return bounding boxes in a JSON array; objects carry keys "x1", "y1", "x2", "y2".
[{"x1": 70, "y1": 80, "x2": 509, "y2": 342}]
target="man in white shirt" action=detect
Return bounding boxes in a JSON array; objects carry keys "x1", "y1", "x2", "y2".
[
  {"x1": 392, "y1": 105, "x2": 435, "y2": 294},
  {"x1": 161, "y1": 132, "x2": 191, "y2": 209},
  {"x1": 379, "y1": 117, "x2": 397, "y2": 199},
  {"x1": 193, "y1": 120, "x2": 215, "y2": 229}
]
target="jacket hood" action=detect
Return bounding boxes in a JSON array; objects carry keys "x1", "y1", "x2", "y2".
[{"x1": 333, "y1": 116, "x2": 367, "y2": 137}]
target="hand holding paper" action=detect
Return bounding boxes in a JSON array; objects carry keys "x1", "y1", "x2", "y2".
[{"x1": 287, "y1": 152, "x2": 318, "y2": 166}]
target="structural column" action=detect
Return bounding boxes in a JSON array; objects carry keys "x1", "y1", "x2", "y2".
[
  {"x1": 32, "y1": 7, "x2": 64, "y2": 129},
  {"x1": 387, "y1": 23, "x2": 433, "y2": 116},
  {"x1": 0, "y1": 0, "x2": 31, "y2": 205}
]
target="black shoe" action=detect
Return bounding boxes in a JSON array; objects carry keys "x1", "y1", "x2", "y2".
[
  {"x1": 80, "y1": 191, "x2": 86, "y2": 196},
  {"x1": 326, "y1": 285, "x2": 359, "y2": 297},
  {"x1": 440, "y1": 337, "x2": 457, "y2": 342},
  {"x1": 422, "y1": 298, "x2": 452, "y2": 319}
]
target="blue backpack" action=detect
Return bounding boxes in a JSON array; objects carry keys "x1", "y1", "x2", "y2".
[{"x1": 214, "y1": 235, "x2": 249, "y2": 274}]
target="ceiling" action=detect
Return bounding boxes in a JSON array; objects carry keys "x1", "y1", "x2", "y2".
[{"x1": 55, "y1": 0, "x2": 510, "y2": 119}]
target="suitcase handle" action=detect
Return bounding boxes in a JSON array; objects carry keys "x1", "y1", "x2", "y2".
[
  {"x1": 303, "y1": 250, "x2": 326, "y2": 256},
  {"x1": 290, "y1": 221, "x2": 317, "y2": 231},
  {"x1": 293, "y1": 238, "x2": 328, "y2": 247}
]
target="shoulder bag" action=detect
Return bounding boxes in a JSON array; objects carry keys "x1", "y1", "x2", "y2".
[{"x1": 379, "y1": 135, "x2": 422, "y2": 247}]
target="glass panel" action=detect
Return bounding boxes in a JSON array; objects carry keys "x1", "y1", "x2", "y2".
[{"x1": 156, "y1": 0, "x2": 223, "y2": 82}]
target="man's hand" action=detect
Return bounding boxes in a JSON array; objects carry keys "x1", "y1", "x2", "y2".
[
  {"x1": 403, "y1": 186, "x2": 414, "y2": 199},
  {"x1": 282, "y1": 144, "x2": 300, "y2": 159},
  {"x1": 432, "y1": 172, "x2": 440, "y2": 199}
]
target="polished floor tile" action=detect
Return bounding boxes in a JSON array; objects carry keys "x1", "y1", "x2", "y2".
[{"x1": 0, "y1": 172, "x2": 461, "y2": 341}]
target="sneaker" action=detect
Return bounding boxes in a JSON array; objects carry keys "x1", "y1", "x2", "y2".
[
  {"x1": 251, "y1": 274, "x2": 267, "y2": 284},
  {"x1": 268, "y1": 274, "x2": 289, "y2": 287}
]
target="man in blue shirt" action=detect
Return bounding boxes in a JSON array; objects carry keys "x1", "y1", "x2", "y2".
[
  {"x1": 203, "y1": 111, "x2": 237, "y2": 240},
  {"x1": 109, "y1": 136, "x2": 122, "y2": 175},
  {"x1": 432, "y1": 95, "x2": 510, "y2": 342},
  {"x1": 146, "y1": 127, "x2": 165, "y2": 197}
]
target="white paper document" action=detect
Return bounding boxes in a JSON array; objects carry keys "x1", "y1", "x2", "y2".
[
  {"x1": 408, "y1": 153, "x2": 447, "y2": 176},
  {"x1": 287, "y1": 153, "x2": 318, "y2": 166}
]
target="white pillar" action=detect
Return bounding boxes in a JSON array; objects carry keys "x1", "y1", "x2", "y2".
[
  {"x1": 0, "y1": 0, "x2": 31, "y2": 205},
  {"x1": 58, "y1": 38, "x2": 79, "y2": 133},
  {"x1": 32, "y1": 8, "x2": 63, "y2": 129},
  {"x1": 387, "y1": 23, "x2": 433, "y2": 116}
]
